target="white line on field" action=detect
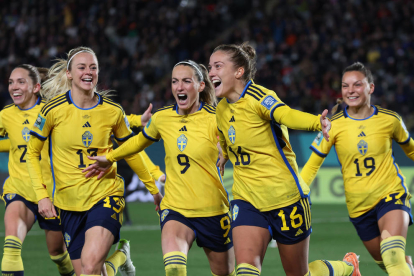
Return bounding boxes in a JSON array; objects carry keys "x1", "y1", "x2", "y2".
[{"x1": 0, "y1": 217, "x2": 350, "y2": 237}]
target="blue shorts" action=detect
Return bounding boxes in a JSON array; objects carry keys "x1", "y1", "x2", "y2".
[
  {"x1": 350, "y1": 192, "x2": 413, "y2": 241},
  {"x1": 231, "y1": 198, "x2": 312, "y2": 245},
  {"x1": 59, "y1": 196, "x2": 125, "y2": 260},
  {"x1": 2, "y1": 193, "x2": 61, "y2": 231},
  {"x1": 159, "y1": 209, "x2": 233, "y2": 252}
]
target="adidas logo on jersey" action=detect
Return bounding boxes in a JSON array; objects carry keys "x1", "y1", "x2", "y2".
[
  {"x1": 229, "y1": 116, "x2": 235, "y2": 122},
  {"x1": 22, "y1": 119, "x2": 29, "y2": 125},
  {"x1": 83, "y1": 121, "x2": 91, "y2": 127},
  {"x1": 179, "y1": 126, "x2": 187, "y2": 131},
  {"x1": 358, "y1": 131, "x2": 366, "y2": 137},
  {"x1": 295, "y1": 229, "x2": 303, "y2": 236},
  {"x1": 224, "y1": 237, "x2": 231, "y2": 244},
  {"x1": 111, "y1": 213, "x2": 117, "y2": 220},
  {"x1": 395, "y1": 199, "x2": 403, "y2": 205}
]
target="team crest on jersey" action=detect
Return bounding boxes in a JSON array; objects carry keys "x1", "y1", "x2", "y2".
[
  {"x1": 33, "y1": 114, "x2": 46, "y2": 131},
  {"x1": 357, "y1": 140, "x2": 368, "y2": 155},
  {"x1": 64, "y1": 233, "x2": 71, "y2": 247},
  {"x1": 261, "y1": 95, "x2": 277, "y2": 110},
  {"x1": 6, "y1": 193, "x2": 16, "y2": 200},
  {"x1": 232, "y1": 204, "x2": 239, "y2": 220},
  {"x1": 161, "y1": 210, "x2": 169, "y2": 222},
  {"x1": 22, "y1": 127, "x2": 31, "y2": 142},
  {"x1": 177, "y1": 134, "x2": 187, "y2": 152},
  {"x1": 228, "y1": 126, "x2": 236, "y2": 144},
  {"x1": 82, "y1": 131, "x2": 93, "y2": 147},
  {"x1": 313, "y1": 132, "x2": 322, "y2": 146}
]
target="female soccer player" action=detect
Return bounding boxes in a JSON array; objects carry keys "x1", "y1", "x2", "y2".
[
  {"x1": 26, "y1": 46, "x2": 162, "y2": 276},
  {"x1": 209, "y1": 42, "x2": 359, "y2": 276},
  {"x1": 84, "y1": 60, "x2": 235, "y2": 276},
  {"x1": 301, "y1": 62, "x2": 414, "y2": 276},
  {"x1": 1, "y1": 64, "x2": 74, "y2": 276}
]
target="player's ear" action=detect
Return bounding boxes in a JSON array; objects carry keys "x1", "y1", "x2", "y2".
[
  {"x1": 66, "y1": 69, "x2": 72, "y2": 80},
  {"x1": 368, "y1": 83, "x2": 375, "y2": 95},
  {"x1": 198, "y1": 81, "x2": 205, "y2": 92},
  {"x1": 235, "y1": 67, "x2": 244, "y2": 80},
  {"x1": 32, "y1": 83, "x2": 41, "y2": 94}
]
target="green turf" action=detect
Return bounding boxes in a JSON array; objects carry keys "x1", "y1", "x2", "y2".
[{"x1": 1, "y1": 203, "x2": 413, "y2": 275}]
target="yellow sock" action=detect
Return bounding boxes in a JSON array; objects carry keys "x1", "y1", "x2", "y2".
[
  {"x1": 374, "y1": 260, "x2": 387, "y2": 273},
  {"x1": 236, "y1": 263, "x2": 260, "y2": 275},
  {"x1": 164, "y1": 251, "x2": 187, "y2": 276},
  {"x1": 105, "y1": 249, "x2": 127, "y2": 276},
  {"x1": 381, "y1": 236, "x2": 412, "y2": 276},
  {"x1": 212, "y1": 269, "x2": 236, "y2": 276},
  {"x1": 50, "y1": 251, "x2": 75, "y2": 276},
  {"x1": 2, "y1": 235, "x2": 24, "y2": 276},
  {"x1": 308, "y1": 260, "x2": 354, "y2": 275}
]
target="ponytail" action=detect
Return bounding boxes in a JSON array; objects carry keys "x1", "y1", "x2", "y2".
[
  {"x1": 331, "y1": 98, "x2": 343, "y2": 115},
  {"x1": 198, "y1": 64, "x2": 217, "y2": 106}
]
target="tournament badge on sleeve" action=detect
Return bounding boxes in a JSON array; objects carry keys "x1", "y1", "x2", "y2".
[
  {"x1": 177, "y1": 134, "x2": 187, "y2": 152},
  {"x1": 357, "y1": 140, "x2": 368, "y2": 156},
  {"x1": 22, "y1": 127, "x2": 31, "y2": 142},
  {"x1": 82, "y1": 131, "x2": 93, "y2": 147},
  {"x1": 228, "y1": 125, "x2": 236, "y2": 144}
]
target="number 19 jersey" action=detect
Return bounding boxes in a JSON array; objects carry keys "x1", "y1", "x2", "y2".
[
  {"x1": 310, "y1": 106, "x2": 412, "y2": 218},
  {"x1": 143, "y1": 103, "x2": 229, "y2": 217}
]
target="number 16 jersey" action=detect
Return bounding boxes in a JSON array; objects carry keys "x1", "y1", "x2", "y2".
[
  {"x1": 310, "y1": 106, "x2": 412, "y2": 218},
  {"x1": 143, "y1": 103, "x2": 229, "y2": 218}
]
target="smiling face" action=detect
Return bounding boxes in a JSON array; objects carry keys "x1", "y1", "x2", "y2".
[
  {"x1": 208, "y1": 50, "x2": 244, "y2": 100},
  {"x1": 341, "y1": 71, "x2": 374, "y2": 108},
  {"x1": 171, "y1": 65, "x2": 205, "y2": 115},
  {"x1": 8, "y1": 68, "x2": 40, "y2": 109},
  {"x1": 66, "y1": 52, "x2": 99, "y2": 93}
]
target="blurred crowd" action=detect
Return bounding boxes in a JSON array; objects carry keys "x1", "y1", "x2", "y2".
[{"x1": 1, "y1": 0, "x2": 413, "y2": 130}]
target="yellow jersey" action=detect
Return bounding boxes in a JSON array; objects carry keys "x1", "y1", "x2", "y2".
[
  {"x1": 141, "y1": 102, "x2": 229, "y2": 217},
  {"x1": 307, "y1": 106, "x2": 412, "y2": 218},
  {"x1": 0, "y1": 97, "x2": 53, "y2": 203},
  {"x1": 27, "y1": 91, "x2": 139, "y2": 211},
  {"x1": 216, "y1": 81, "x2": 315, "y2": 212}
]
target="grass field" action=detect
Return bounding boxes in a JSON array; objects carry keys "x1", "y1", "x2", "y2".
[{"x1": 1, "y1": 202, "x2": 413, "y2": 275}]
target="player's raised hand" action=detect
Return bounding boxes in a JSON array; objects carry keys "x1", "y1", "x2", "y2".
[
  {"x1": 38, "y1": 197, "x2": 57, "y2": 218},
  {"x1": 320, "y1": 109, "x2": 331, "y2": 142},
  {"x1": 152, "y1": 192, "x2": 163, "y2": 211},
  {"x1": 82, "y1": 155, "x2": 113, "y2": 179},
  {"x1": 141, "y1": 103, "x2": 153, "y2": 126}
]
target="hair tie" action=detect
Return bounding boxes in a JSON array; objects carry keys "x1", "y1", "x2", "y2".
[
  {"x1": 174, "y1": 60, "x2": 204, "y2": 81},
  {"x1": 67, "y1": 50, "x2": 94, "y2": 70}
]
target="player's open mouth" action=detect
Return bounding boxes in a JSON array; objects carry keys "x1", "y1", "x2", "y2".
[
  {"x1": 82, "y1": 78, "x2": 93, "y2": 83},
  {"x1": 12, "y1": 93, "x2": 23, "y2": 99},
  {"x1": 348, "y1": 96, "x2": 359, "y2": 101},
  {"x1": 212, "y1": 79, "x2": 222, "y2": 89},
  {"x1": 177, "y1": 93, "x2": 188, "y2": 103}
]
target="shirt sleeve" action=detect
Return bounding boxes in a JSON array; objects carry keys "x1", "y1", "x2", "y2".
[
  {"x1": 140, "y1": 150, "x2": 165, "y2": 181},
  {"x1": 300, "y1": 152, "x2": 326, "y2": 186},
  {"x1": 126, "y1": 114, "x2": 143, "y2": 128},
  {"x1": 113, "y1": 109, "x2": 134, "y2": 142},
  {"x1": 0, "y1": 111, "x2": 6, "y2": 137},
  {"x1": 0, "y1": 138, "x2": 10, "y2": 152},
  {"x1": 141, "y1": 115, "x2": 161, "y2": 142},
  {"x1": 393, "y1": 116, "x2": 411, "y2": 145},
  {"x1": 251, "y1": 91, "x2": 322, "y2": 131},
  {"x1": 309, "y1": 129, "x2": 334, "y2": 158}
]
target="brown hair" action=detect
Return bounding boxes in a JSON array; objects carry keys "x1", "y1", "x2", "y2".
[
  {"x1": 342, "y1": 62, "x2": 374, "y2": 84},
  {"x1": 331, "y1": 98, "x2": 343, "y2": 115},
  {"x1": 213, "y1": 41, "x2": 257, "y2": 83},
  {"x1": 14, "y1": 64, "x2": 41, "y2": 86},
  {"x1": 36, "y1": 67, "x2": 50, "y2": 83}
]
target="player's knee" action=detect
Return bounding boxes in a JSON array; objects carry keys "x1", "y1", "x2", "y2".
[
  {"x1": 380, "y1": 235, "x2": 412, "y2": 276},
  {"x1": 236, "y1": 263, "x2": 260, "y2": 275},
  {"x1": 81, "y1": 263, "x2": 101, "y2": 275}
]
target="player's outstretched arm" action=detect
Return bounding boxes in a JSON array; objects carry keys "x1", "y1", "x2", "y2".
[
  {"x1": 300, "y1": 152, "x2": 326, "y2": 186},
  {"x1": 399, "y1": 138, "x2": 414, "y2": 161}
]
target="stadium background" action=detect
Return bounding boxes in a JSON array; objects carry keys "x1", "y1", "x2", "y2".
[{"x1": 0, "y1": 0, "x2": 413, "y2": 275}]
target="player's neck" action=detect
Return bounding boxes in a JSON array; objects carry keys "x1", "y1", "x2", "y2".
[
  {"x1": 226, "y1": 82, "x2": 245, "y2": 103},
  {"x1": 178, "y1": 101, "x2": 200, "y2": 115},
  {"x1": 17, "y1": 95, "x2": 38, "y2": 110},
  {"x1": 70, "y1": 88, "x2": 97, "y2": 109},
  {"x1": 347, "y1": 104, "x2": 373, "y2": 119}
]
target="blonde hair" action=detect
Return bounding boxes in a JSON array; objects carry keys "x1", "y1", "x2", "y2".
[
  {"x1": 41, "y1": 46, "x2": 112, "y2": 101},
  {"x1": 331, "y1": 98, "x2": 343, "y2": 115}
]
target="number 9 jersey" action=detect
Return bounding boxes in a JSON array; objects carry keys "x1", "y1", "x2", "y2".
[
  {"x1": 309, "y1": 106, "x2": 412, "y2": 218},
  {"x1": 143, "y1": 103, "x2": 229, "y2": 218},
  {"x1": 0, "y1": 97, "x2": 53, "y2": 203}
]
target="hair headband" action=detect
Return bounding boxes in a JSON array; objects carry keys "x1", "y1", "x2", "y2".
[
  {"x1": 67, "y1": 50, "x2": 94, "y2": 70},
  {"x1": 174, "y1": 61, "x2": 204, "y2": 81}
]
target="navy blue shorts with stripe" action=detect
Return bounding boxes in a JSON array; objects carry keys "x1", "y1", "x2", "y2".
[
  {"x1": 159, "y1": 209, "x2": 233, "y2": 252},
  {"x1": 3, "y1": 193, "x2": 61, "y2": 231},
  {"x1": 350, "y1": 192, "x2": 413, "y2": 241},
  {"x1": 231, "y1": 198, "x2": 312, "y2": 245},
  {"x1": 59, "y1": 196, "x2": 125, "y2": 260}
]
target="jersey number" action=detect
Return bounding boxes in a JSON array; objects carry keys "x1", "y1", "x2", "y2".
[
  {"x1": 177, "y1": 154, "x2": 190, "y2": 174},
  {"x1": 76, "y1": 148, "x2": 98, "y2": 168},
  {"x1": 220, "y1": 215, "x2": 231, "y2": 237},
  {"x1": 228, "y1": 146, "x2": 250, "y2": 165},
  {"x1": 354, "y1": 157, "x2": 375, "y2": 176},
  {"x1": 18, "y1": 145, "x2": 41, "y2": 163},
  {"x1": 278, "y1": 207, "x2": 303, "y2": 231}
]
